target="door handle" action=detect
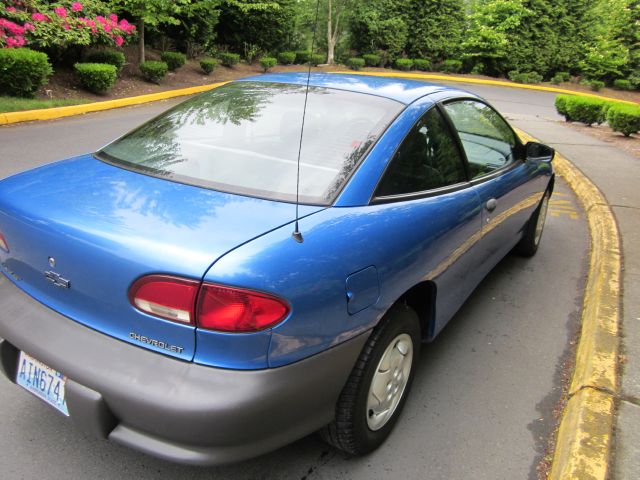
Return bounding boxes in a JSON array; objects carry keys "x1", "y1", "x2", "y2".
[{"x1": 485, "y1": 198, "x2": 498, "y2": 212}]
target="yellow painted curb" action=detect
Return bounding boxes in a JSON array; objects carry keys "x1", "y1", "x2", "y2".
[
  {"x1": 0, "y1": 82, "x2": 228, "y2": 126},
  {"x1": 549, "y1": 388, "x2": 616, "y2": 480},
  {"x1": 332, "y1": 71, "x2": 639, "y2": 106},
  {"x1": 516, "y1": 128, "x2": 621, "y2": 480}
]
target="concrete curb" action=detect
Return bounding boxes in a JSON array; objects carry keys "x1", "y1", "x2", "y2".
[
  {"x1": 516, "y1": 129, "x2": 621, "y2": 480},
  {"x1": 2, "y1": 71, "x2": 637, "y2": 127},
  {"x1": 332, "y1": 71, "x2": 639, "y2": 106},
  {"x1": 0, "y1": 82, "x2": 228, "y2": 126}
]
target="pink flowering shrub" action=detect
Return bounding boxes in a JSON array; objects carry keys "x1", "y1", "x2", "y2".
[{"x1": 1, "y1": 1, "x2": 135, "y2": 50}]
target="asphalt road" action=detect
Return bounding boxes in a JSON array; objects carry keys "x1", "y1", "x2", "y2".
[{"x1": 0, "y1": 83, "x2": 588, "y2": 480}]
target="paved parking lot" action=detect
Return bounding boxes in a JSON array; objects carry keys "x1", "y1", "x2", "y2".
[{"x1": 0, "y1": 84, "x2": 590, "y2": 479}]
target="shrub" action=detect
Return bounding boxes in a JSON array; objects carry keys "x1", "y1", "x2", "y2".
[
  {"x1": 139, "y1": 61, "x2": 168, "y2": 84},
  {"x1": 509, "y1": 71, "x2": 543, "y2": 84},
  {"x1": 607, "y1": 104, "x2": 640, "y2": 137},
  {"x1": 200, "y1": 58, "x2": 218, "y2": 75},
  {"x1": 160, "y1": 52, "x2": 187, "y2": 71},
  {"x1": 565, "y1": 96, "x2": 609, "y2": 125},
  {"x1": 395, "y1": 58, "x2": 414, "y2": 71},
  {"x1": 470, "y1": 62, "x2": 485, "y2": 75},
  {"x1": 441, "y1": 59, "x2": 462, "y2": 73},
  {"x1": 363, "y1": 54, "x2": 382, "y2": 67},
  {"x1": 551, "y1": 74, "x2": 564, "y2": 85},
  {"x1": 295, "y1": 51, "x2": 312, "y2": 64},
  {"x1": 220, "y1": 52, "x2": 240, "y2": 67},
  {"x1": 613, "y1": 79, "x2": 632, "y2": 91},
  {"x1": 589, "y1": 80, "x2": 605, "y2": 92},
  {"x1": 556, "y1": 72, "x2": 571, "y2": 82},
  {"x1": 629, "y1": 74, "x2": 640, "y2": 90},
  {"x1": 311, "y1": 54, "x2": 325, "y2": 66},
  {"x1": 0, "y1": 48, "x2": 53, "y2": 98},
  {"x1": 74, "y1": 63, "x2": 117, "y2": 94},
  {"x1": 414, "y1": 59, "x2": 431, "y2": 71},
  {"x1": 259, "y1": 57, "x2": 277, "y2": 72},
  {"x1": 85, "y1": 50, "x2": 126, "y2": 73},
  {"x1": 278, "y1": 51, "x2": 296, "y2": 65},
  {"x1": 243, "y1": 43, "x2": 260, "y2": 64},
  {"x1": 347, "y1": 58, "x2": 366, "y2": 71},
  {"x1": 555, "y1": 95, "x2": 573, "y2": 121}
]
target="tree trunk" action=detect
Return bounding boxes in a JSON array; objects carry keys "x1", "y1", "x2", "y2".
[
  {"x1": 327, "y1": 0, "x2": 334, "y2": 64},
  {"x1": 138, "y1": 19, "x2": 145, "y2": 64}
]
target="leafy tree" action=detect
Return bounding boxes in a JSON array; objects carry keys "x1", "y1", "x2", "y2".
[
  {"x1": 164, "y1": 1, "x2": 222, "y2": 58},
  {"x1": 326, "y1": 0, "x2": 354, "y2": 64},
  {"x1": 579, "y1": 0, "x2": 633, "y2": 81},
  {"x1": 216, "y1": 1, "x2": 297, "y2": 53},
  {"x1": 404, "y1": 0, "x2": 465, "y2": 62},
  {"x1": 111, "y1": 0, "x2": 193, "y2": 63},
  {"x1": 350, "y1": 0, "x2": 409, "y2": 58},
  {"x1": 461, "y1": 0, "x2": 531, "y2": 75}
]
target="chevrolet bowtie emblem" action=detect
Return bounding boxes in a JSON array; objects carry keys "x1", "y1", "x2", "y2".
[{"x1": 44, "y1": 271, "x2": 71, "y2": 289}]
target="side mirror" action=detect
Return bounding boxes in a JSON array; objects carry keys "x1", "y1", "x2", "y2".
[{"x1": 526, "y1": 141, "x2": 555, "y2": 163}]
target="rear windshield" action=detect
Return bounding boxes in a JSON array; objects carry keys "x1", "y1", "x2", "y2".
[{"x1": 98, "y1": 82, "x2": 403, "y2": 205}]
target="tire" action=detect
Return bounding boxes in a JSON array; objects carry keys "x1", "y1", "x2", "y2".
[
  {"x1": 319, "y1": 304, "x2": 421, "y2": 455},
  {"x1": 514, "y1": 190, "x2": 551, "y2": 257}
]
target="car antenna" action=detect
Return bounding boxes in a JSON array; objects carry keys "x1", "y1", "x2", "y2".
[{"x1": 292, "y1": 0, "x2": 321, "y2": 244}]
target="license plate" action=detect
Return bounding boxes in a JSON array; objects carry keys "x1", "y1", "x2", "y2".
[{"x1": 16, "y1": 352, "x2": 69, "y2": 416}]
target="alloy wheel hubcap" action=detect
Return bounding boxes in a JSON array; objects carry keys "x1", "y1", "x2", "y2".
[
  {"x1": 534, "y1": 195, "x2": 550, "y2": 245},
  {"x1": 366, "y1": 333, "x2": 413, "y2": 431}
]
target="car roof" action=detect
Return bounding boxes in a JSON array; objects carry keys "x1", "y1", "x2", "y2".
[{"x1": 236, "y1": 73, "x2": 463, "y2": 105}]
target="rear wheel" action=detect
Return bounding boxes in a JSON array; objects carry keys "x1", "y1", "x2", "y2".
[
  {"x1": 319, "y1": 305, "x2": 420, "y2": 455},
  {"x1": 515, "y1": 190, "x2": 551, "y2": 257}
]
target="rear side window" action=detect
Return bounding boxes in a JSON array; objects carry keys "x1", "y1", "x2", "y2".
[
  {"x1": 376, "y1": 107, "x2": 467, "y2": 197},
  {"x1": 443, "y1": 100, "x2": 517, "y2": 179},
  {"x1": 97, "y1": 82, "x2": 403, "y2": 205}
]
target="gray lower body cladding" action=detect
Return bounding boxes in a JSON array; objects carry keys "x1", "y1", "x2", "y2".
[{"x1": 0, "y1": 275, "x2": 369, "y2": 465}]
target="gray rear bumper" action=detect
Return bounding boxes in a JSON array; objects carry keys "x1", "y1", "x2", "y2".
[{"x1": 0, "y1": 275, "x2": 369, "y2": 465}]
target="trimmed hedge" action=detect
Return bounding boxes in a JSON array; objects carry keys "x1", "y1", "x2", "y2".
[
  {"x1": 347, "y1": 58, "x2": 365, "y2": 71},
  {"x1": 311, "y1": 54, "x2": 325, "y2": 66},
  {"x1": 295, "y1": 51, "x2": 311, "y2": 64},
  {"x1": 260, "y1": 57, "x2": 277, "y2": 72},
  {"x1": 74, "y1": 62, "x2": 117, "y2": 94},
  {"x1": 414, "y1": 59, "x2": 431, "y2": 71},
  {"x1": 140, "y1": 61, "x2": 168, "y2": 84},
  {"x1": 555, "y1": 95, "x2": 573, "y2": 121},
  {"x1": 160, "y1": 51, "x2": 186, "y2": 71},
  {"x1": 85, "y1": 50, "x2": 125, "y2": 72},
  {"x1": 363, "y1": 53, "x2": 381, "y2": 67},
  {"x1": 278, "y1": 51, "x2": 296, "y2": 65},
  {"x1": 395, "y1": 58, "x2": 414, "y2": 71},
  {"x1": 200, "y1": 58, "x2": 218, "y2": 75},
  {"x1": 0, "y1": 48, "x2": 53, "y2": 98},
  {"x1": 565, "y1": 96, "x2": 609, "y2": 125},
  {"x1": 220, "y1": 52, "x2": 240, "y2": 67},
  {"x1": 613, "y1": 79, "x2": 632, "y2": 91},
  {"x1": 440, "y1": 59, "x2": 462, "y2": 73},
  {"x1": 607, "y1": 104, "x2": 640, "y2": 137}
]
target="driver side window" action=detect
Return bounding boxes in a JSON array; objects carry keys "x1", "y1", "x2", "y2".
[{"x1": 443, "y1": 100, "x2": 517, "y2": 179}]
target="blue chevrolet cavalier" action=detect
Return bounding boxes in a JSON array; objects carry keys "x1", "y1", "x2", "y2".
[{"x1": 0, "y1": 73, "x2": 554, "y2": 464}]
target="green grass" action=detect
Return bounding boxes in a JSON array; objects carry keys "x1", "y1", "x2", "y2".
[{"x1": 0, "y1": 96, "x2": 90, "y2": 114}]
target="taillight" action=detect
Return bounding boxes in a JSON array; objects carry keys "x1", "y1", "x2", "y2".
[
  {"x1": 129, "y1": 275, "x2": 200, "y2": 324},
  {"x1": 0, "y1": 232, "x2": 8, "y2": 252},
  {"x1": 129, "y1": 275, "x2": 290, "y2": 332},
  {"x1": 197, "y1": 284, "x2": 290, "y2": 332}
]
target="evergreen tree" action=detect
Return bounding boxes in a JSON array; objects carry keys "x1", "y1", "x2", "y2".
[{"x1": 404, "y1": 0, "x2": 465, "y2": 62}]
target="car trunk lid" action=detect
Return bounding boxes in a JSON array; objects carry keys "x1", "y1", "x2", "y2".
[{"x1": 0, "y1": 155, "x2": 322, "y2": 360}]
